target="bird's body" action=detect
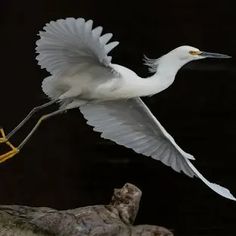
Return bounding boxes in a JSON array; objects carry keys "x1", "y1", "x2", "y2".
[
  {"x1": 42, "y1": 54, "x2": 186, "y2": 106},
  {"x1": 43, "y1": 64, "x2": 155, "y2": 103},
  {"x1": 1, "y1": 17, "x2": 235, "y2": 201}
]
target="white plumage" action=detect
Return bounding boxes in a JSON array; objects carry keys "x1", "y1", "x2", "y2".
[{"x1": 5, "y1": 17, "x2": 235, "y2": 200}]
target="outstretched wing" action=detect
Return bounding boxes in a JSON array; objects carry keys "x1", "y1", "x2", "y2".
[
  {"x1": 36, "y1": 18, "x2": 119, "y2": 76},
  {"x1": 80, "y1": 98, "x2": 236, "y2": 201}
]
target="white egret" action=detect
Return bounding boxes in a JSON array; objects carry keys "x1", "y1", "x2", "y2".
[{"x1": 0, "y1": 17, "x2": 235, "y2": 201}]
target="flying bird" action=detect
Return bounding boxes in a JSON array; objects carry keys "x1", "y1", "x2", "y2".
[{"x1": 0, "y1": 17, "x2": 235, "y2": 201}]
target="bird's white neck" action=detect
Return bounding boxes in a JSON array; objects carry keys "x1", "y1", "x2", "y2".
[
  {"x1": 144, "y1": 55, "x2": 188, "y2": 95},
  {"x1": 110, "y1": 55, "x2": 190, "y2": 99}
]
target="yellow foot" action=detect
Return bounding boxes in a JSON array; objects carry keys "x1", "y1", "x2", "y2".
[
  {"x1": 0, "y1": 143, "x2": 19, "y2": 163},
  {"x1": 0, "y1": 128, "x2": 7, "y2": 143},
  {"x1": 0, "y1": 128, "x2": 19, "y2": 163}
]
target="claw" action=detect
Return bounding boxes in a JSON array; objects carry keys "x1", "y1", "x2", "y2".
[
  {"x1": 0, "y1": 146, "x2": 19, "y2": 163},
  {"x1": 0, "y1": 128, "x2": 7, "y2": 143},
  {"x1": 0, "y1": 128, "x2": 19, "y2": 163}
]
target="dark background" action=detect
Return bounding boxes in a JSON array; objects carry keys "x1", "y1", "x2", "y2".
[{"x1": 0, "y1": 0, "x2": 236, "y2": 235}]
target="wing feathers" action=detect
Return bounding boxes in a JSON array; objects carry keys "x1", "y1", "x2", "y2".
[
  {"x1": 92, "y1": 26, "x2": 103, "y2": 38},
  {"x1": 80, "y1": 98, "x2": 236, "y2": 200},
  {"x1": 105, "y1": 42, "x2": 120, "y2": 54},
  {"x1": 80, "y1": 98, "x2": 195, "y2": 176},
  {"x1": 85, "y1": 20, "x2": 93, "y2": 32},
  {"x1": 36, "y1": 18, "x2": 119, "y2": 76},
  {"x1": 185, "y1": 159, "x2": 236, "y2": 201},
  {"x1": 100, "y1": 33, "x2": 113, "y2": 44}
]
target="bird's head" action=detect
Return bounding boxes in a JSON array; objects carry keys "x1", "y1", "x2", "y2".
[
  {"x1": 170, "y1": 45, "x2": 231, "y2": 64},
  {"x1": 144, "y1": 45, "x2": 231, "y2": 74}
]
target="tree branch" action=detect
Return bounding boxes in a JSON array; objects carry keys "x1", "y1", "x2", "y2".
[{"x1": 0, "y1": 183, "x2": 173, "y2": 236}]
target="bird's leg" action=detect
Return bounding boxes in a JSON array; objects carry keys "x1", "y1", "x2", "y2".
[
  {"x1": 7, "y1": 99, "x2": 59, "y2": 140},
  {"x1": 0, "y1": 99, "x2": 59, "y2": 163},
  {"x1": 17, "y1": 109, "x2": 66, "y2": 150},
  {"x1": 0, "y1": 109, "x2": 66, "y2": 163}
]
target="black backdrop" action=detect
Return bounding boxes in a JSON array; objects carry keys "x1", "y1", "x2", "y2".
[{"x1": 0, "y1": 0, "x2": 236, "y2": 235}]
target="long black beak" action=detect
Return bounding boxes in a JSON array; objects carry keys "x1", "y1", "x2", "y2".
[{"x1": 200, "y1": 51, "x2": 231, "y2": 59}]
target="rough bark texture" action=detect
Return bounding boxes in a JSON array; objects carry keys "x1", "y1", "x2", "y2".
[{"x1": 0, "y1": 183, "x2": 173, "y2": 236}]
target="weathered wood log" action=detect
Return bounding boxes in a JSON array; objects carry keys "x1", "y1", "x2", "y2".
[{"x1": 0, "y1": 183, "x2": 173, "y2": 236}]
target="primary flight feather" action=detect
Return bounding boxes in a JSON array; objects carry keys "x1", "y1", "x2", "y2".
[{"x1": 1, "y1": 17, "x2": 234, "y2": 201}]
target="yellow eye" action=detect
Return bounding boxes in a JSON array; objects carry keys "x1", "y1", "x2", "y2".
[{"x1": 189, "y1": 50, "x2": 201, "y2": 56}]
